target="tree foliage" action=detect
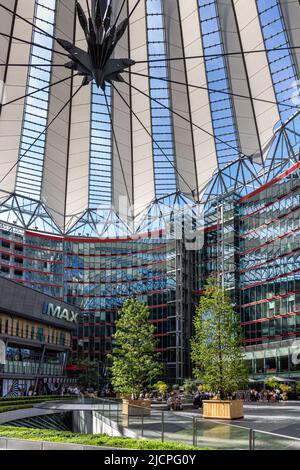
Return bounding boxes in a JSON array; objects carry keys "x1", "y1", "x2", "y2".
[
  {"x1": 191, "y1": 276, "x2": 248, "y2": 398},
  {"x1": 264, "y1": 378, "x2": 279, "y2": 391},
  {"x1": 76, "y1": 359, "x2": 100, "y2": 390},
  {"x1": 154, "y1": 381, "x2": 168, "y2": 397},
  {"x1": 183, "y1": 379, "x2": 196, "y2": 395},
  {"x1": 110, "y1": 299, "x2": 162, "y2": 399}
]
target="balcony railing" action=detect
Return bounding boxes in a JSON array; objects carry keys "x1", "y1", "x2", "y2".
[{"x1": 2, "y1": 361, "x2": 64, "y2": 376}]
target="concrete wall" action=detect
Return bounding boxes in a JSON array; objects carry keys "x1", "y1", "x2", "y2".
[{"x1": 72, "y1": 411, "x2": 138, "y2": 438}]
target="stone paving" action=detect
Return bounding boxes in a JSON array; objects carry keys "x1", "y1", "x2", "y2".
[{"x1": 178, "y1": 401, "x2": 300, "y2": 441}]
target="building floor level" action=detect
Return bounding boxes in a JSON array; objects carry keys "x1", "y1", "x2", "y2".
[{"x1": 0, "y1": 276, "x2": 78, "y2": 397}]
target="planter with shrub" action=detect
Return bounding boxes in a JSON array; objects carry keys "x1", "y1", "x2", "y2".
[
  {"x1": 109, "y1": 299, "x2": 162, "y2": 416},
  {"x1": 191, "y1": 277, "x2": 248, "y2": 420}
]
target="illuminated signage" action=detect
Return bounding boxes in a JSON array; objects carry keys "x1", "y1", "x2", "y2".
[{"x1": 42, "y1": 302, "x2": 78, "y2": 324}]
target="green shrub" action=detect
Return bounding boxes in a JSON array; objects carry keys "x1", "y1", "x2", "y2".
[
  {"x1": 0, "y1": 426, "x2": 209, "y2": 450},
  {"x1": 0, "y1": 395, "x2": 72, "y2": 403},
  {"x1": 0, "y1": 396, "x2": 76, "y2": 413},
  {"x1": 265, "y1": 378, "x2": 279, "y2": 391},
  {"x1": 153, "y1": 381, "x2": 168, "y2": 397},
  {"x1": 0, "y1": 404, "x2": 36, "y2": 414}
]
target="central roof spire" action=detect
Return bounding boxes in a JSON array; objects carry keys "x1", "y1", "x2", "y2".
[{"x1": 57, "y1": 0, "x2": 135, "y2": 90}]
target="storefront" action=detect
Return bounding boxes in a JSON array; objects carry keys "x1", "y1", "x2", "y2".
[{"x1": 0, "y1": 277, "x2": 79, "y2": 397}]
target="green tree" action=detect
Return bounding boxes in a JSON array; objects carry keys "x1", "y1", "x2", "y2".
[
  {"x1": 109, "y1": 299, "x2": 162, "y2": 399},
  {"x1": 76, "y1": 359, "x2": 100, "y2": 390},
  {"x1": 264, "y1": 378, "x2": 279, "y2": 391},
  {"x1": 191, "y1": 276, "x2": 248, "y2": 399}
]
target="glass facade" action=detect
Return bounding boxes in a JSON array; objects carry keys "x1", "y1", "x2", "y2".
[
  {"x1": 239, "y1": 163, "x2": 300, "y2": 377},
  {"x1": 203, "y1": 162, "x2": 300, "y2": 379},
  {"x1": 0, "y1": 226, "x2": 199, "y2": 384},
  {"x1": 2, "y1": 161, "x2": 300, "y2": 382}
]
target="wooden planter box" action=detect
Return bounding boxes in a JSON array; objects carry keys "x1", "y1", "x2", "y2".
[
  {"x1": 202, "y1": 400, "x2": 244, "y2": 420},
  {"x1": 122, "y1": 399, "x2": 151, "y2": 416}
]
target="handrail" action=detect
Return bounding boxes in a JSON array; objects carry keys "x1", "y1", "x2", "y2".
[
  {"x1": 29, "y1": 397, "x2": 300, "y2": 450},
  {"x1": 252, "y1": 428, "x2": 300, "y2": 441}
]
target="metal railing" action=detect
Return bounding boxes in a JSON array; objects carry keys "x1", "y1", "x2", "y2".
[
  {"x1": 3, "y1": 361, "x2": 64, "y2": 376},
  {"x1": 31, "y1": 398, "x2": 300, "y2": 450},
  {"x1": 88, "y1": 399, "x2": 300, "y2": 450}
]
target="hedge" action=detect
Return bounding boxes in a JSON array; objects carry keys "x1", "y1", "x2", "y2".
[
  {"x1": 0, "y1": 396, "x2": 75, "y2": 414},
  {"x1": 0, "y1": 398, "x2": 73, "y2": 408},
  {"x1": 0, "y1": 395, "x2": 73, "y2": 404},
  {"x1": 0, "y1": 404, "x2": 37, "y2": 414},
  {"x1": 0, "y1": 426, "x2": 208, "y2": 450}
]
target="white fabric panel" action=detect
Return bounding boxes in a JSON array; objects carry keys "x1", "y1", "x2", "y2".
[
  {"x1": 112, "y1": 0, "x2": 133, "y2": 213},
  {"x1": 129, "y1": 0, "x2": 155, "y2": 215},
  {"x1": 233, "y1": 0, "x2": 280, "y2": 160},
  {"x1": 217, "y1": 0, "x2": 262, "y2": 160},
  {"x1": 164, "y1": 0, "x2": 198, "y2": 200},
  {"x1": 42, "y1": 0, "x2": 76, "y2": 230},
  {"x1": 0, "y1": 0, "x2": 15, "y2": 83},
  {"x1": 280, "y1": 0, "x2": 300, "y2": 78},
  {"x1": 178, "y1": 0, "x2": 218, "y2": 195},
  {"x1": 65, "y1": 3, "x2": 91, "y2": 226},
  {"x1": 0, "y1": 0, "x2": 35, "y2": 197}
]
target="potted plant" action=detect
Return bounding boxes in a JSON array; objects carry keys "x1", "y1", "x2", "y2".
[
  {"x1": 264, "y1": 378, "x2": 279, "y2": 391},
  {"x1": 296, "y1": 382, "x2": 300, "y2": 399},
  {"x1": 280, "y1": 384, "x2": 292, "y2": 401},
  {"x1": 109, "y1": 299, "x2": 162, "y2": 416},
  {"x1": 191, "y1": 276, "x2": 248, "y2": 420},
  {"x1": 183, "y1": 379, "x2": 195, "y2": 396},
  {"x1": 154, "y1": 381, "x2": 168, "y2": 400}
]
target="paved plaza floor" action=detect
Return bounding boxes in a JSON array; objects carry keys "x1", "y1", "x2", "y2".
[{"x1": 180, "y1": 401, "x2": 300, "y2": 439}]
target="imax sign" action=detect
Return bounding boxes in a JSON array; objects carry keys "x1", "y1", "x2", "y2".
[{"x1": 42, "y1": 302, "x2": 78, "y2": 324}]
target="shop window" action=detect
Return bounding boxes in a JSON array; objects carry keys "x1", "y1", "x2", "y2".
[
  {"x1": 31, "y1": 326, "x2": 35, "y2": 340},
  {"x1": 279, "y1": 355, "x2": 289, "y2": 372},
  {"x1": 14, "y1": 270, "x2": 23, "y2": 277},
  {"x1": 265, "y1": 357, "x2": 277, "y2": 372},
  {"x1": 37, "y1": 327, "x2": 44, "y2": 342}
]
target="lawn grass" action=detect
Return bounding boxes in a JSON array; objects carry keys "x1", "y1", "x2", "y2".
[{"x1": 0, "y1": 425, "x2": 209, "y2": 450}]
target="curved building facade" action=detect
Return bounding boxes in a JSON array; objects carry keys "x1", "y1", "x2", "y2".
[
  {"x1": 1, "y1": 0, "x2": 300, "y2": 235},
  {"x1": 0, "y1": 224, "x2": 199, "y2": 383},
  {"x1": 1, "y1": 0, "x2": 300, "y2": 385}
]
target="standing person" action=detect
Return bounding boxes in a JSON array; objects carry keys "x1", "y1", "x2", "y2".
[
  {"x1": 193, "y1": 391, "x2": 202, "y2": 409},
  {"x1": 167, "y1": 393, "x2": 175, "y2": 411}
]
